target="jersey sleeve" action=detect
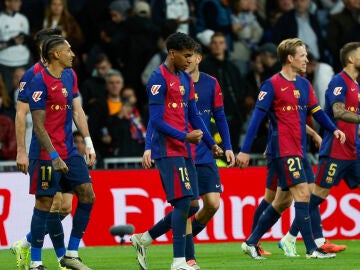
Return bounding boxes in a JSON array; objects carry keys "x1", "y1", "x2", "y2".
[
  {"x1": 255, "y1": 80, "x2": 274, "y2": 112},
  {"x1": 70, "y1": 69, "x2": 79, "y2": 98},
  {"x1": 28, "y1": 74, "x2": 48, "y2": 111},
  {"x1": 213, "y1": 78, "x2": 224, "y2": 111},
  {"x1": 17, "y1": 70, "x2": 35, "y2": 103},
  {"x1": 326, "y1": 76, "x2": 347, "y2": 106},
  {"x1": 307, "y1": 81, "x2": 322, "y2": 113},
  {"x1": 147, "y1": 72, "x2": 167, "y2": 105}
]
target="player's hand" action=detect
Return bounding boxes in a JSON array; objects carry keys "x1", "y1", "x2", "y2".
[
  {"x1": 333, "y1": 129, "x2": 346, "y2": 144},
  {"x1": 16, "y1": 150, "x2": 29, "y2": 174},
  {"x1": 142, "y1": 149, "x2": 154, "y2": 169},
  {"x1": 185, "y1": 129, "x2": 203, "y2": 144},
  {"x1": 312, "y1": 132, "x2": 322, "y2": 149},
  {"x1": 225, "y1": 150, "x2": 235, "y2": 167},
  {"x1": 85, "y1": 149, "x2": 96, "y2": 167},
  {"x1": 211, "y1": 144, "x2": 224, "y2": 158},
  {"x1": 236, "y1": 152, "x2": 250, "y2": 169},
  {"x1": 52, "y1": 157, "x2": 69, "y2": 173}
]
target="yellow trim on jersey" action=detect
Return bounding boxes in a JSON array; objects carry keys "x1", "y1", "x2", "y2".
[{"x1": 311, "y1": 105, "x2": 321, "y2": 114}]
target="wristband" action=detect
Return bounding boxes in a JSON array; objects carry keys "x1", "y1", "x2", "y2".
[
  {"x1": 84, "y1": 136, "x2": 95, "y2": 154},
  {"x1": 49, "y1": 151, "x2": 59, "y2": 160}
]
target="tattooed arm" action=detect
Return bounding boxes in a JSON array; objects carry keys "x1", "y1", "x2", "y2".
[{"x1": 332, "y1": 102, "x2": 360, "y2": 123}]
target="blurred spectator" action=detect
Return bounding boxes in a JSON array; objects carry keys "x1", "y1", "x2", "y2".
[
  {"x1": 0, "y1": 74, "x2": 14, "y2": 119},
  {"x1": 196, "y1": 0, "x2": 234, "y2": 50},
  {"x1": 80, "y1": 53, "x2": 119, "y2": 114},
  {"x1": 0, "y1": 0, "x2": 31, "y2": 93},
  {"x1": 199, "y1": 32, "x2": 246, "y2": 151},
  {"x1": 121, "y1": 0, "x2": 159, "y2": 111},
  {"x1": 258, "y1": 42, "x2": 281, "y2": 80},
  {"x1": 151, "y1": 0, "x2": 192, "y2": 34},
  {"x1": 229, "y1": 0, "x2": 264, "y2": 69},
  {"x1": 266, "y1": 0, "x2": 294, "y2": 26},
  {"x1": 73, "y1": 130, "x2": 86, "y2": 157},
  {"x1": 108, "y1": 87, "x2": 146, "y2": 157},
  {"x1": 87, "y1": 71, "x2": 124, "y2": 162},
  {"x1": 141, "y1": 19, "x2": 178, "y2": 86},
  {"x1": 43, "y1": 0, "x2": 85, "y2": 57},
  {"x1": 326, "y1": 0, "x2": 360, "y2": 72},
  {"x1": 272, "y1": 0, "x2": 326, "y2": 62},
  {"x1": 0, "y1": 74, "x2": 16, "y2": 160},
  {"x1": 97, "y1": 0, "x2": 132, "y2": 70}
]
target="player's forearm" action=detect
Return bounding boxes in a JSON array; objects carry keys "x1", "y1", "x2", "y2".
[
  {"x1": 313, "y1": 109, "x2": 337, "y2": 132},
  {"x1": 214, "y1": 109, "x2": 232, "y2": 150},
  {"x1": 332, "y1": 102, "x2": 360, "y2": 123},
  {"x1": 32, "y1": 110, "x2": 56, "y2": 154},
  {"x1": 145, "y1": 121, "x2": 152, "y2": 150},
  {"x1": 15, "y1": 113, "x2": 27, "y2": 152},
  {"x1": 73, "y1": 107, "x2": 91, "y2": 137}
]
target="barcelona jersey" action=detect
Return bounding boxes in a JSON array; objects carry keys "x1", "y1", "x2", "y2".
[
  {"x1": 147, "y1": 64, "x2": 195, "y2": 159},
  {"x1": 256, "y1": 73, "x2": 320, "y2": 158},
  {"x1": 190, "y1": 72, "x2": 224, "y2": 164},
  {"x1": 28, "y1": 68, "x2": 79, "y2": 160},
  {"x1": 17, "y1": 61, "x2": 45, "y2": 103},
  {"x1": 320, "y1": 71, "x2": 360, "y2": 160}
]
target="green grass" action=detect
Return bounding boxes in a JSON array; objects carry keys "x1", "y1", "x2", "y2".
[{"x1": 1, "y1": 240, "x2": 360, "y2": 269}]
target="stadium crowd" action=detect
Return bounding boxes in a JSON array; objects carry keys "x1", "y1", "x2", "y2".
[{"x1": 0, "y1": 0, "x2": 360, "y2": 167}]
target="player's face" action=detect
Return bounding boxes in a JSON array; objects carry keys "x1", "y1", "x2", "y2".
[
  {"x1": 185, "y1": 53, "x2": 202, "y2": 74},
  {"x1": 290, "y1": 45, "x2": 308, "y2": 74},
  {"x1": 171, "y1": 49, "x2": 194, "y2": 71},
  {"x1": 351, "y1": 47, "x2": 360, "y2": 72},
  {"x1": 57, "y1": 41, "x2": 75, "y2": 68}
]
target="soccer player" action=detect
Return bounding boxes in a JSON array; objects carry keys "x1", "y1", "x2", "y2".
[
  {"x1": 236, "y1": 38, "x2": 345, "y2": 259},
  {"x1": 141, "y1": 43, "x2": 235, "y2": 269},
  {"x1": 10, "y1": 28, "x2": 77, "y2": 270},
  {"x1": 26, "y1": 35, "x2": 96, "y2": 270},
  {"x1": 302, "y1": 42, "x2": 360, "y2": 253},
  {"x1": 131, "y1": 32, "x2": 223, "y2": 270}
]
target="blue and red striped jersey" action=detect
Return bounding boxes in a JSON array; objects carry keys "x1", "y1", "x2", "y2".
[
  {"x1": 17, "y1": 61, "x2": 45, "y2": 103},
  {"x1": 190, "y1": 72, "x2": 226, "y2": 164},
  {"x1": 320, "y1": 71, "x2": 359, "y2": 160},
  {"x1": 28, "y1": 68, "x2": 79, "y2": 160},
  {"x1": 147, "y1": 64, "x2": 195, "y2": 159},
  {"x1": 255, "y1": 73, "x2": 320, "y2": 158}
]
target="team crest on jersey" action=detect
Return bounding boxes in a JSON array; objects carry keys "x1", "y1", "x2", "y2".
[
  {"x1": 151, "y1": 85, "x2": 161, "y2": 95},
  {"x1": 179, "y1": 85, "x2": 185, "y2": 95},
  {"x1": 32, "y1": 91, "x2": 43, "y2": 102},
  {"x1": 333, "y1": 87, "x2": 342, "y2": 96},
  {"x1": 326, "y1": 176, "x2": 333, "y2": 184},
  {"x1": 195, "y1": 93, "x2": 199, "y2": 102},
  {"x1": 18, "y1": 82, "x2": 26, "y2": 92},
  {"x1": 293, "y1": 90, "x2": 300, "y2": 99},
  {"x1": 184, "y1": 182, "x2": 191, "y2": 190},
  {"x1": 258, "y1": 91, "x2": 267, "y2": 101},
  {"x1": 42, "y1": 181, "x2": 49, "y2": 190},
  {"x1": 62, "y1": 88, "x2": 68, "y2": 97}
]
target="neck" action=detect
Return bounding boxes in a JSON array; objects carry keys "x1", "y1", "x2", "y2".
[
  {"x1": 47, "y1": 63, "x2": 64, "y2": 79},
  {"x1": 280, "y1": 65, "x2": 297, "y2": 81},
  {"x1": 343, "y1": 66, "x2": 359, "y2": 82},
  {"x1": 190, "y1": 69, "x2": 200, "y2": 82},
  {"x1": 164, "y1": 59, "x2": 178, "y2": 74}
]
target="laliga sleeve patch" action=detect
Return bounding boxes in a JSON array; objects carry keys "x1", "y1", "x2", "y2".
[
  {"x1": 18, "y1": 82, "x2": 26, "y2": 92},
  {"x1": 258, "y1": 91, "x2": 267, "y2": 101},
  {"x1": 32, "y1": 91, "x2": 43, "y2": 102},
  {"x1": 333, "y1": 87, "x2": 342, "y2": 96},
  {"x1": 151, "y1": 85, "x2": 161, "y2": 95}
]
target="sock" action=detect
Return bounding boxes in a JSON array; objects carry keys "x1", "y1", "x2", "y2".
[
  {"x1": 288, "y1": 221, "x2": 299, "y2": 240},
  {"x1": 251, "y1": 199, "x2": 270, "y2": 232},
  {"x1": 172, "y1": 197, "x2": 190, "y2": 258},
  {"x1": 68, "y1": 202, "x2": 93, "y2": 251},
  {"x1": 140, "y1": 231, "x2": 153, "y2": 247},
  {"x1": 31, "y1": 208, "x2": 49, "y2": 262},
  {"x1": 148, "y1": 211, "x2": 173, "y2": 239},
  {"x1": 188, "y1": 205, "x2": 199, "y2": 217},
  {"x1": 315, "y1": 237, "x2": 326, "y2": 247},
  {"x1": 309, "y1": 194, "x2": 325, "y2": 239},
  {"x1": 191, "y1": 218, "x2": 206, "y2": 237},
  {"x1": 294, "y1": 201, "x2": 317, "y2": 253},
  {"x1": 185, "y1": 234, "x2": 195, "y2": 261},
  {"x1": 247, "y1": 205, "x2": 280, "y2": 245},
  {"x1": 47, "y1": 212, "x2": 66, "y2": 259},
  {"x1": 283, "y1": 231, "x2": 297, "y2": 243}
]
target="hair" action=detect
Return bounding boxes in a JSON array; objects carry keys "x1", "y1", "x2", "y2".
[
  {"x1": 210, "y1": 32, "x2": 226, "y2": 42},
  {"x1": 277, "y1": 38, "x2": 305, "y2": 65},
  {"x1": 166, "y1": 32, "x2": 197, "y2": 52},
  {"x1": 105, "y1": 70, "x2": 123, "y2": 84},
  {"x1": 41, "y1": 35, "x2": 66, "y2": 63},
  {"x1": 339, "y1": 42, "x2": 360, "y2": 68},
  {"x1": 44, "y1": 0, "x2": 73, "y2": 32},
  {"x1": 193, "y1": 42, "x2": 202, "y2": 55},
  {"x1": 95, "y1": 53, "x2": 110, "y2": 65},
  {"x1": 34, "y1": 28, "x2": 62, "y2": 49}
]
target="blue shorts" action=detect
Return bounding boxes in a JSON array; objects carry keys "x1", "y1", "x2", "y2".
[
  {"x1": 273, "y1": 156, "x2": 308, "y2": 189},
  {"x1": 155, "y1": 157, "x2": 198, "y2": 203},
  {"x1": 196, "y1": 162, "x2": 222, "y2": 195},
  {"x1": 304, "y1": 157, "x2": 315, "y2": 184},
  {"x1": 315, "y1": 157, "x2": 360, "y2": 189},
  {"x1": 29, "y1": 155, "x2": 91, "y2": 196}
]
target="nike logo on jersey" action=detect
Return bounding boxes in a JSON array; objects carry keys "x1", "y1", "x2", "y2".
[
  {"x1": 351, "y1": 88, "x2": 356, "y2": 91},
  {"x1": 51, "y1": 85, "x2": 57, "y2": 91},
  {"x1": 170, "y1": 82, "x2": 175, "y2": 87},
  {"x1": 333, "y1": 87, "x2": 342, "y2": 96},
  {"x1": 32, "y1": 91, "x2": 43, "y2": 102},
  {"x1": 281, "y1": 86, "x2": 288, "y2": 91},
  {"x1": 151, "y1": 85, "x2": 161, "y2": 95},
  {"x1": 216, "y1": 184, "x2": 221, "y2": 188}
]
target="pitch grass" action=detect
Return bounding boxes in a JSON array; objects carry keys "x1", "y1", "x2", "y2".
[{"x1": 1, "y1": 240, "x2": 359, "y2": 269}]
